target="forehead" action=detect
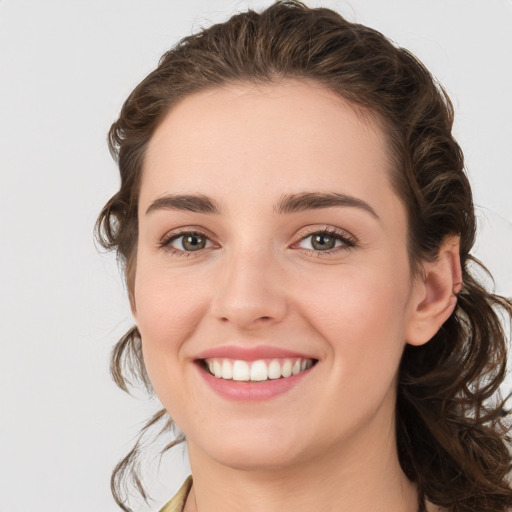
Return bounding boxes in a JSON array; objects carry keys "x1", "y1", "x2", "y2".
[{"x1": 141, "y1": 80, "x2": 399, "y2": 217}]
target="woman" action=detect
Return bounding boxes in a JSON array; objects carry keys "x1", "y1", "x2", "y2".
[{"x1": 96, "y1": 2, "x2": 512, "y2": 511}]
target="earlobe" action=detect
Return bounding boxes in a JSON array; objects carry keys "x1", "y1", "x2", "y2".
[{"x1": 406, "y1": 236, "x2": 462, "y2": 346}]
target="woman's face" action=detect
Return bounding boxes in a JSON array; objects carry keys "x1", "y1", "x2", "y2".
[{"x1": 134, "y1": 80, "x2": 424, "y2": 471}]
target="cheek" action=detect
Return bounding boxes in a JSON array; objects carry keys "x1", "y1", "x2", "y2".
[
  {"x1": 133, "y1": 260, "x2": 211, "y2": 396},
  {"x1": 135, "y1": 247, "x2": 210, "y2": 333},
  {"x1": 298, "y1": 260, "x2": 409, "y2": 326},
  {"x1": 293, "y1": 260, "x2": 411, "y2": 372},
  {"x1": 137, "y1": 284, "x2": 204, "y2": 343},
  {"x1": 291, "y1": 263, "x2": 411, "y2": 430}
]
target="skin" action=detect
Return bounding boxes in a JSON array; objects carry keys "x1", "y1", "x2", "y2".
[{"x1": 134, "y1": 80, "x2": 459, "y2": 512}]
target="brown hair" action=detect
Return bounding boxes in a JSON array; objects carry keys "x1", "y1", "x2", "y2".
[{"x1": 96, "y1": 2, "x2": 512, "y2": 511}]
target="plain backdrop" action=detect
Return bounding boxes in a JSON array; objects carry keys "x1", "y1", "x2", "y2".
[{"x1": 1, "y1": 1, "x2": 511, "y2": 511}]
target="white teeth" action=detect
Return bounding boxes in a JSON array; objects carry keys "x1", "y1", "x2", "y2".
[
  {"x1": 281, "y1": 360, "x2": 292, "y2": 378},
  {"x1": 213, "y1": 360, "x2": 223, "y2": 378},
  {"x1": 232, "y1": 360, "x2": 250, "y2": 381},
  {"x1": 221, "y1": 359, "x2": 233, "y2": 380},
  {"x1": 250, "y1": 360, "x2": 268, "y2": 381},
  {"x1": 205, "y1": 357, "x2": 315, "y2": 381},
  {"x1": 268, "y1": 360, "x2": 282, "y2": 379}
]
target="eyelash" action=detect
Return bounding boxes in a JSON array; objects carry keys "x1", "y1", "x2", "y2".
[
  {"x1": 158, "y1": 227, "x2": 357, "y2": 258},
  {"x1": 294, "y1": 227, "x2": 357, "y2": 256},
  {"x1": 158, "y1": 229, "x2": 214, "y2": 258}
]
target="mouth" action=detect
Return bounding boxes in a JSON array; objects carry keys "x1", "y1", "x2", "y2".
[{"x1": 199, "y1": 357, "x2": 318, "y2": 382}]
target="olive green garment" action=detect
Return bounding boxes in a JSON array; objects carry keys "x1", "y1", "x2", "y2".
[{"x1": 159, "y1": 476, "x2": 193, "y2": 512}]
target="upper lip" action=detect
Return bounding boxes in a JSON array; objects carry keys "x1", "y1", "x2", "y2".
[{"x1": 194, "y1": 345, "x2": 317, "y2": 362}]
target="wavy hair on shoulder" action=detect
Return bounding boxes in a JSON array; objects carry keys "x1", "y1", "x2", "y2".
[{"x1": 95, "y1": 2, "x2": 512, "y2": 511}]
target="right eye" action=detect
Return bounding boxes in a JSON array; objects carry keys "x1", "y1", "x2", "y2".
[{"x1": 161, "y1": 231, "x2": 214, "y2": 254}]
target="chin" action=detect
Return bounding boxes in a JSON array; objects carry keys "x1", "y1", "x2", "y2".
[
  {"x1": 191, "y1": 423, "x2": 310, "y2": 472},
  {"x1": 211, "y1": 446, "x2": 299, "y2": 472}
]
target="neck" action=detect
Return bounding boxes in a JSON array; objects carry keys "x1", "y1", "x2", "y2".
[{"x1": 184, "y1": 398, "x2": 419, "y2": 512}]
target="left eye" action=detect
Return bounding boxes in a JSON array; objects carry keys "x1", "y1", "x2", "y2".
[
  {"x1": 297, "y1": 232, "x2": 351, "y2": 251},
  {"x1": 168, "y1": 232, "x2": 213, "y2": 251}
]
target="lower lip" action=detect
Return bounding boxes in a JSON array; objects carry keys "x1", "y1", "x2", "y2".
[{"x1": 196, "y1": 363, "x2": 315, "y2": 401}]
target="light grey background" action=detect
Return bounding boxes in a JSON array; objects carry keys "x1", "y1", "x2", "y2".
[{"x1": 1, "y1": 1, "x2": 511, "y2": 511}]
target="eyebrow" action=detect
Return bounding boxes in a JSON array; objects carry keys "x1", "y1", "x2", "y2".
[
  {"x1": 146, "y1": 194, "x2": 221, "y2": 215},
  {"x1": 145, "y1": 191, "x2": 379, "y2": 219},
  {"x1": 275, "y1": 192, "x2": 380, "y2": 219}
]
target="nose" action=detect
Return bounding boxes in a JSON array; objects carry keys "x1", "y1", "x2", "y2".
[{"x1": 210, "y1": 246, "x2": 288, "y2": 330}]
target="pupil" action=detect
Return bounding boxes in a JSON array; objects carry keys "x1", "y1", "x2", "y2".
[
  {"x1": 183, "y1": 234, "x2": 205, "y2": 251},
  {"x1": 312, "y1": 234, "x2": 335, "y2": 250}
]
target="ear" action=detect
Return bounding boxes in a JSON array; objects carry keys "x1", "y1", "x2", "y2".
[{"x1": 406, "y1": 236, "x2": 462, "y2": 346}]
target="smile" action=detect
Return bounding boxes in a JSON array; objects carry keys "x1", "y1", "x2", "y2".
[{"x1": 203, "y1": 357, "x2": 316, "y2": 382}]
